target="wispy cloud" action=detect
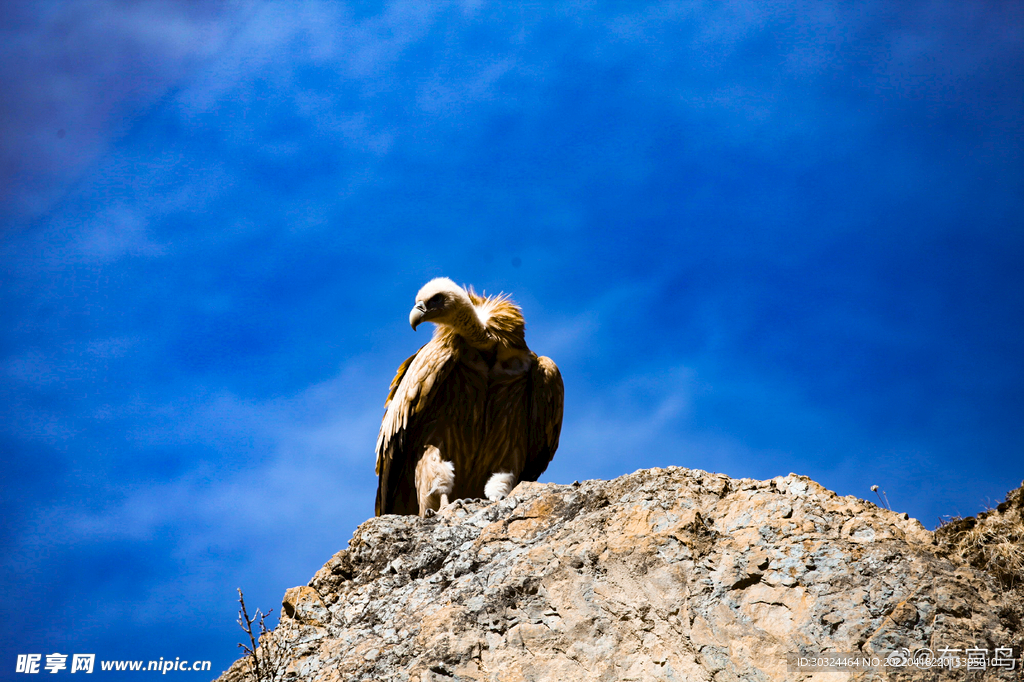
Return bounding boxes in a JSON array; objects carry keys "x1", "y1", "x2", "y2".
[{"x1": 0, "y1": 1, "x2": 247, "y2": 225}]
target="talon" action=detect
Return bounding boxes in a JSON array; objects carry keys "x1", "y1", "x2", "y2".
[{"x1": 424, "y1": 508, "x2": 437, "y2": 518}]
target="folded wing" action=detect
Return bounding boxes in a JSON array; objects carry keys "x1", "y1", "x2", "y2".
[
  {"x1": 520, "y1": 354, "x2": 563, "y2": 483},
  {"x1": 375, "y1": 339, "x2": 458, "y2": 515}
]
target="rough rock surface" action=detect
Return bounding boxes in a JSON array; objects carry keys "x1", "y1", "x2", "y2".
[{"x1": 218, "y1": 468, "x2": 1023, "y2": 681}]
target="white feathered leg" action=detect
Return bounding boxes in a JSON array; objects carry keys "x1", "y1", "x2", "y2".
[
  {"x1": 416, "y1": 446, "x2": 455, "y2": 517},
  {"x1": 484, "y1": 472, "x2": 517, "y2": 502}
]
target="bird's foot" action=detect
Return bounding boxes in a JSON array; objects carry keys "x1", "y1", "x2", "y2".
[{"x1": 423, "y1": 493, "x2": 452, "y2": 518}]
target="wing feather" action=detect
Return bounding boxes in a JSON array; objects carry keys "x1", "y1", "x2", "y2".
[
  {"x1": 520, "y1": 355, "x2": 563, "y2": 482},
  {"x1": 375, "y1": 338, "x2": 459, "y2": 515}
]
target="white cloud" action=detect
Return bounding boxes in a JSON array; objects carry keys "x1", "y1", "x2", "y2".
[
  {"x1": 0, "y1": 0, "x2": 245, "y2": 223},
  {"x1": 57, "y1": 359, "x2": 384, "y2": 537},
  {"x1": 11, "y1": 360, "x2": 387, "y2": 621},
  {"x1": 74, "y1": 204, "x2": 167, "y2": 261}
]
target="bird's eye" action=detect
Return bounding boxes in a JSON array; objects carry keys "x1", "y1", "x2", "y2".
[{"x1": 427, "y1": 293, "x2": 445, "y2": 309}]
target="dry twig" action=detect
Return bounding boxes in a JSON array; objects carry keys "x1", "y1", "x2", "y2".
[{"x1": 236, "y1": 588, "x2": 285, "y2": 682}]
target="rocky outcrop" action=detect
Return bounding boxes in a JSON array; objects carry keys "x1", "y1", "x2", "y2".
[{"x1": 218, "y1": 468, "x2": 1023, "y2": 681}]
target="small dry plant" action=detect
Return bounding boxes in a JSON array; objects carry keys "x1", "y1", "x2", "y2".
[
  {"x1": 936, "y1": 487, "x2": 1024, "y2": 589},
  {"x1": 943, "y1": 518, "x2": 1024, "y2": 586},
  {"x1": 237, "y1": 588, "x2": 285, "y2": 682}
]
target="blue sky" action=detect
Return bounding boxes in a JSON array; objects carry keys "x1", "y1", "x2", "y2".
[{"x1": 2, "y1": 0, "x2": 1022, "y2": 677}]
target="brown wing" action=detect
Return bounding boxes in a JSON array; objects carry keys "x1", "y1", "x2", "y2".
[
  {"x1": 375, "y1": 339, "x2": 458, "y2": 515},
  {"x1": 382, "y1": 350, "x2": 420, "y2": 419},
  {"x1": 519, "y1": 354, "x2": 563, "y2": 482}
]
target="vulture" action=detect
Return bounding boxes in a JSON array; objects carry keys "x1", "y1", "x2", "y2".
[{"x1": 375, "y1": 277, "x2": 563, "y2": 517}]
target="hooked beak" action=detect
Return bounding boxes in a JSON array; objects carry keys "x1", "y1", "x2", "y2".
[{"x1": 409, "y1": 301, "x2": 427, "y2": 330}]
